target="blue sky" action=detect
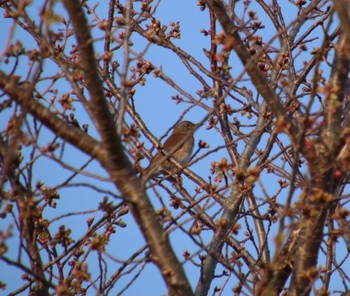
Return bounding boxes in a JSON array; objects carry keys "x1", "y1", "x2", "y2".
[{"x1": 0, "y1": 0, "x2": 347, "y2": 295}]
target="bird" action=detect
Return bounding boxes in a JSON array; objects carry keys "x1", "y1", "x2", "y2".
[{"x1": 144, "y1": 121, "x2": 200, "y2": 179}]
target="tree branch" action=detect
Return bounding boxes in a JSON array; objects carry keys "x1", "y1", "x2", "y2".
[
  {"x1": 205, "y1": 0, "x2": 300, "y2": 137},
  {"x1": 61, "y1": 1, "x2": 193, "y2": 295}
]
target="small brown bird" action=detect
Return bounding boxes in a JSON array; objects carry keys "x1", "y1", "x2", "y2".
[{"x1": 145, "y1": 121, "x2": 200, "y2": 178}]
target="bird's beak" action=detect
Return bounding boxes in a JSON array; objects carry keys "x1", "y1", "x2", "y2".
[{"x1": 194, "y1": 122, "x2": 202, "y2": 129}]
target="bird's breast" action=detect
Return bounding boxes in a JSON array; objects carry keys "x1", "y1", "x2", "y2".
[{"x1": 172, "y1": 137, "x2": 194, "y2": 165}]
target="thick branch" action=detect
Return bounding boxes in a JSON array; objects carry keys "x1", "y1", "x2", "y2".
[
  {"x1": 257, "y1": 34, "x2": 350, "y2": 296},
  {"x1": 288, "y1": 34, "x2": 350, "y2": 296},
  {"x1": 60, "y1": 1, "x2": 193, "y2": 295},
  {"x1": 334, "y1": 0, "x2": 350, "y2": 42},
  {"x1": 0, "y1": 4, "x2": 193, "y2": 296},
  {"x1": 0, "y1": 72, "x2": 101, "y2": 158},
  {"x1": 205, "y1": 0, "x2": 299, "y2": 137},
  {"x1": 195, "y1": 105, "x2": 268, "y2": 295}
]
